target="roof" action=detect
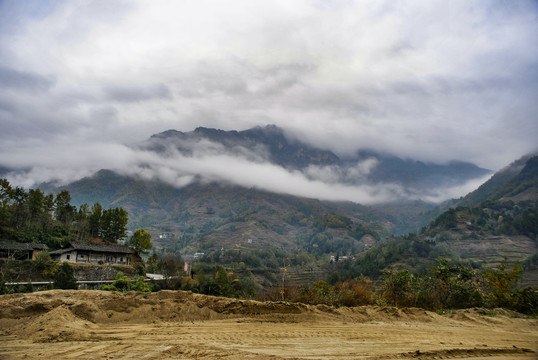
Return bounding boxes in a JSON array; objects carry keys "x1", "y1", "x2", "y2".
[
  {"x1": 145, "y1": 273, "x2": 164, "y2": 280},
  {"x1": 0, "y1": 241, "x2": 49, "y2": 251},
  {"x1": 58, "y1": 241, "x2": 132, "y2": 254},
  {"x1": 48, "y1": 248, "x2": 72, "y2": 255}
]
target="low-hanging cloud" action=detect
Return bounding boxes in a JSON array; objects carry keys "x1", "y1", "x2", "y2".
[
  {"x1": 304, "y1": 158, "x2": 379, "y2": 184},
  {"x1": 2, "y1": 136, "x2": 489, "y2": 205}
]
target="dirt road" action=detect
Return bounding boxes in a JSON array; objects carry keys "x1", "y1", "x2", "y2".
[{"x1": 1, "y1": 290, "x2": 536, "y2": 359}]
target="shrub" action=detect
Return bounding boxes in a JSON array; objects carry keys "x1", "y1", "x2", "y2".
[
  {"x1": 101, "y1": 272, "x2": 151, "y2": 292},
  {"x1": 381, "y1": 270, "x2": 416, "y2": 307},
  {"x1": 33, "y1": 251, "x2": 58, "y2": 277},
  {"x1": 482, "y1": 260, "x2": 523, "y2": 308},
  {"x1": 296, "y1": 280, "x2": 337, "y2": 305},
  {"x1": 53, "y1": 262, "x2": 78, "y2": 290},
  {"x1": 511, "y1": 287, "x2": 538, "y2": 315},
  {"x1": 335, "y1": 278, "x2": 373, "y2": 306}
]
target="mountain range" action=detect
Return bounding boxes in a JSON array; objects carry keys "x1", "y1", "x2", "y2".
[
  {"x1": 35, "y1": 125, "x2": 537, "y2": 286},
  {"x1": 143, "y1": 125, "x2": 491, "y2": 190},
  {"x1": 42, "y1": 127, "x2": 510, "y2": 250},
  {"x1": 48, "y1": 125, "x2": 493, "y2": 250}
]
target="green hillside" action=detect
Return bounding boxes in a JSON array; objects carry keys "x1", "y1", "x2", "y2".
[
  {"x1": 58, "y1": 170, "x2": 388, "y2": 258},
  {"x1": 331, "y1": 155, "x2": 538, "y2": 286},
  {"x1": 460, "y1": 154, "x2": 538, "y2": 206}
]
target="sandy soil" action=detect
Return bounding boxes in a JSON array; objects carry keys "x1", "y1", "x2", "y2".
[{"x1": 1, "y1": 290, "x2": 536, "y2": 359}]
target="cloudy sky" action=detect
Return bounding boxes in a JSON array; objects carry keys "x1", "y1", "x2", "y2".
[{"x1": 1, "y1": 0, "x2": 537, "y2": 203}]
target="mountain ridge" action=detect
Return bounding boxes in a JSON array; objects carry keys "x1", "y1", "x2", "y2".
[
  {"x1": 32, "y1": 137, "x2": 538, "y2": 287},
  {"x1": 460, "y1": 153, "x2": 538, "y2": 206},
  {"x1": 45, "y1": 125, "x2": 503, "y2": 257},
  {"x1": 148, "y1": 124, "x2": 342, "y2": 169},
  {"x1": 144, "y1": 124, "x2": 491, "y2": 190},
  {"x1": 335, "y1": 154, "x2": 538, "y2": 285}
]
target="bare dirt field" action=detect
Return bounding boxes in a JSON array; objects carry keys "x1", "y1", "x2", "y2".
[{"x1": 1, "y1": 290, "x2": 536, "y2": 359}]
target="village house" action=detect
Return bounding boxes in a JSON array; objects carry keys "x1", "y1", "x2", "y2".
[
  {"x1": 49, "y1": 241, "x2": 132, "y2": 265},
  {"x1": 329, "y1": 255, "x2": 355, "y2": 263},
  {"x1": 0, "y1": 241, "x2": 49, "y2": 261}
]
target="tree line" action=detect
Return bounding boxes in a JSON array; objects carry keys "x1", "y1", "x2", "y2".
[{"x1": 0, "y1": 179, "x2": 128, "y2": 248}]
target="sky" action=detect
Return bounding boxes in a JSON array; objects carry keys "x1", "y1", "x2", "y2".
[{"x1": 0, "y1": 0, "x2": 537, "y2": 204}]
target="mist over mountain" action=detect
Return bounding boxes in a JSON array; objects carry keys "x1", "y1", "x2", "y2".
[
  {"x1": 123, "y1": 124, "x2": 490, "y2": 204},
  {"x1": 7, "y1": 125, "x2": 492, "y2": 206},
  {"x1": 8, "y1": 128, "x2": 536, "y2": 287},
  {"x1": 56, "y1": 169, "x2": 393, "y2": 254},
  {"x1": 50, "y1": 149, "x2": 537, "y2": 284},
  {"x1": 33, "y1": 124, "x2": 495, "y2": 251},
  {"x1": 147, "y1": 125, "x2": 341, "y2": 170}
]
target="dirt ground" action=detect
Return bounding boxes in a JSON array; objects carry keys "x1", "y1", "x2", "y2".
[{"x1": 1, "y1": 290, "x2": 536, "y2": 359}]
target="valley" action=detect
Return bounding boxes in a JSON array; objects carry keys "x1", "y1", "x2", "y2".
[
  {"x1": 1, "y1": 126, "x2": 537, "y2": 301},
  {"x1": 50, "y1": 143, "x2": 537, "y2": 291},
  {"x1": 2, "y1": 3, "x2": 537, "y2": 359}
]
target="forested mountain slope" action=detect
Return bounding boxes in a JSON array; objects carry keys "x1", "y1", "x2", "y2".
[
  {"x1": 331, "y1": 155, "x2": 538, "y2": 285},
  {"x1": 460, "y1": 154, "x2": 538, "y2": 206},
  {"x1": 57, "y1": 170, "x2": 387, "y2": 257}
]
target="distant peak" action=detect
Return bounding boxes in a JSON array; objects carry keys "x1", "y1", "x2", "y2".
[
  {"x1": 150, "y1": 125, "x2": 286, "y2": 140},
  {"x1": 93, "y1": 169, "x2": 118, "y2": 178},
  {"x1": 262, "y1": 124, "x2": 284, "y2": 134},
  {"x1": 151, "y1": 129, "x2": 184, "y2": 139},
  {"x1": 241, "y1": 124, "x2": 286, "y2": 138},
  {"x1": 264, "y1": 124, "x2": 280, "y2": 131},
  {"x1": 191, "y1": 127, "x2": 238, "y2": 139}
]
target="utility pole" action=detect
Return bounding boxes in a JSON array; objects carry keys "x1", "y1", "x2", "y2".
[{"x1": 280, "y1": 257, "x2": 288, "y2": 300}]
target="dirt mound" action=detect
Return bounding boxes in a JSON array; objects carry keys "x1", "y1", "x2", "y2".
[
  {"x1": 0, "y1": 290, "x2": 532, "y2": 343},
  {"x1": 4, "y1": 305, "x2": 98, "y2": 342},
  {"x1": 339, "y1": 305, "x2": 444, "y2": 323},
  {"x1": 446, "y1": 307, "x2": 536, "y2": 327},
  {"x1": 0, "y1": 290, "x2": 449, "y2": 325},
  {"x1": 1, "y1": 290, "x2": 537, "y2": 359},
  {"x1": 0, "y1": 290, "x2": 335, "y2": 328}
]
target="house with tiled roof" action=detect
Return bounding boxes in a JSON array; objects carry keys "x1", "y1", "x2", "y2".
[
  {"x1": 50, "y1": 241, "x2": 132, "y2": 265},
  {"x1": 0, "y1": 241, "x2": 49, "y2": 261}
]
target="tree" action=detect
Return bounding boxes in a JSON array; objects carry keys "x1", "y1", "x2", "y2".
[
  {"x1": 483, "y1": 259, "x2": 523, "y2": 308},
  {"x1": 382, "y1": 270, "x2": 416, "y2": 307},
  {"x1": 160, "y1": 253, "x2": 182, "y2": 286},
  {"x1": 0, "y1": 179, "x2": 13, "y2": 205},
  {"x1": 0, "y1": 179, "x2": 13, "y2": 235},
  {"x1": 129, "y1": 229, "x2": 152, "y2": 257},
  {"x1": 214, "y1": 265, "x2": 233, "y2": 297},
  {"x1": 0, "y1": 180, "x2": 111, "y2": 245},
  {"x1": 415, "y1": 259, "x2": 482, "y2": 310},
  {"x1": 53, "y1": 262, "x2": 78, "y2": 290},
  {"x1": 27, "y1": 189, "x2": 45, "y2": 221},
  {"x1": 55, "y1": 190, "x2": 75, "y2": 224},
  {"x1": 101, "y1": 272, "x2": 151, "y2": 292},
  {"x1": 74, "y1": 203, "x2": 90, "y2": 241},
  {"x1": 100, "y1": 207, "x2": 128, "y2": 242},
  {"x1": 33, "y1": 251, "x2": 57, "y2": 277},
  {"x1": 88, "y1": 202, "x2": 102, "y2": 237},
  {"x1": 146, "y1": 252, "x2": 160, "y2": 273}
]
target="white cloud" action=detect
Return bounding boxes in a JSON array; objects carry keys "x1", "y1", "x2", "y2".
[
  {"x1": 0, "y1": 0, "x2": 537, "y2": 196},
  {"x1": 2, "y1": 135, "x2": 489, "y2": 204}
]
